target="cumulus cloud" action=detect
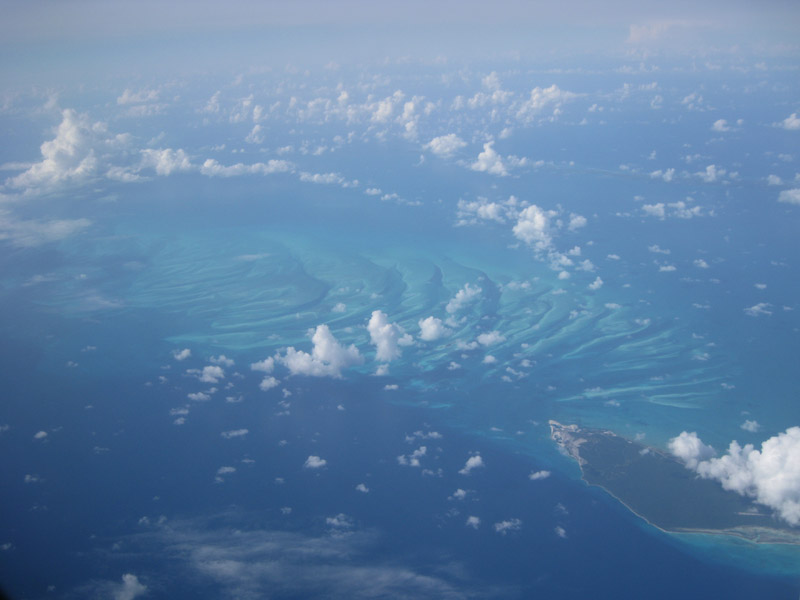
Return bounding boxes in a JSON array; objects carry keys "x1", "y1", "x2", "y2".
[
  {"x1": 250, "y1": 357, "x2": 274, "y2": 373},
  {"x1": 670, "y1": 428, "x2": 800, "y2": 525},
  {"x1": 112, "y1": 574, "x2": 147, "y2": 600},
  {"x1": 470, "y1": 141, "x2": 507, "y2": 176},
  {"x1": 397, "y1": 446, "x2": 427, "y2": 467},
  {"x1": 276, "y1": 324, "x2": 363, "y2": 378},
  {"x1": 455, "y1": 197, "x2": 512, "y2": 225},
  {"x1": 741, "y1": 420, "x2": 761, "y2": 433},
  {"x1": 476, "y1": 331, "x2": 505, "y2": 346},
  {"x1": 778, "y1": 189, "x2": 800, "y2": 205},
  {"x1": 418, "y1": 316, "x2": 450, "y2": 341},
  {"x1": 425, "y1": 134, "x2": 466, "y2": 157},
  {"x1": 221, "y1": 429, "x2": 249, "y2": 439},
  {"x1": 493, "y1": 518, "x2": 522, "y2": 534},
  {"x1": 367, "y1": 310, "x2": 413, "y2": 362},
  {"x1": 529, "y1": 470, "x2": 551, "y2": 480},
  {"x1": 304, "y1": 455, "x2": 327, "y2": 469},
  {"x1": 140, "y1": 148, "x2": 192, "y2": 176},
  {"x1": 711, "y1": 119, "x2": 730, "y2": 132},
  {"x1": 668, "y1": 431, "x2": 716, "y2": 469},
  {"x1": 198, "y1": 365, "x2": 224, "y2": 383},
  {"x1": 568, "y1": 214, "x2": 587, "y2": 231},
  {"x1": 516, "y1": 84, "x2": 575, "y2": 123},
  {"x1": 259, "y1": 376, "x2": 279, "y2": 391},
  {"x1": 459, "y1": 454, "x2": 484, "y2": 475},
  {"x1": 744, "y1": 303, "x2": 772, "y2": 317},
  {"x1": 173, "y1": 348, "x2": 191, "y2": 361},
  {"x1": 445, "y1": 283, "x2": 482, "y2": 314},
  {"x1": 513, "y1": 205, "x2": 555, "y2": 251},
  {"x1": 6, "y1": 109, "x2": 133, "y2": 194},
  {"x1": 780, "y1": 113, "x2": 800, "y2": 131},
  {"x1": 588, "y1": 277, "x2": 603, "y2": 290},
  {"x1": 466, "y1": 516, "x2": 481, "y2": 529},
  {"x1": 200, "y1": 158, "x2": 291, "y2": 177}
]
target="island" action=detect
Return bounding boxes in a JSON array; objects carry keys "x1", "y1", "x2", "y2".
[{"x1": 549, "y1": 420, "x2": 800, "y2": 544}]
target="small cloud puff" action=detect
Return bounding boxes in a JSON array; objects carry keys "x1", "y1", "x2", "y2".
[
  {"x1": 418, "y1": 316, "x2": 451, "y2": 341},
  {"x1": 304, "y1": 455, "x2": 327, "y2": 469},
  {"x1": 446, "y1": 283, "x2": 482, "y2": 314},
  {"x1": 367, "y1": 310, "x2": 413, "y2": 362},
  {"x1": 493, "y1": 518, "x2": 522, "y2": 534},
  {"x1": 778, "y1": 189, "x2": 800, "y2": 205},
  {"x1": 277, "y1": 324, "x2": 363, "y2": 378},
  {"x1": 425, "y1": 134, "x2": 467, "y2": 157},
  {"x1": 471, "y1": 142, "x2": 507, "y2": 176},
  {"x1": 459, "y1": 454, "x2": 484, "y2": 475},
  {"x1": 173, "y1": 348, "x2": 191, "y2": 361},
  {"x1": 466, "y1": 516, "x2": 481, "y2": 529},
  {"x1": 779, "y1": 113, "x2": 800, "y2": 131},
  {"x1": 529, "y1": 470, "x2": 551, "y2": 481}
]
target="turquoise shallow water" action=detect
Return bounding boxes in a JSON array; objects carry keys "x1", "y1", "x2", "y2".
[{"x1": 5, "y1": 176, "x2": 797, "y2": 587}]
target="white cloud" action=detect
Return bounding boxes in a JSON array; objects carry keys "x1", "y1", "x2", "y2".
[
  {"x1": 513, "y1": 205, "x2": 554, "y2": 251},
  {"x1": 471, "y1": 141, "x2": 507, "y2": 176},
  {"x1": 304, "y1": 455, "x2": 327, "y2": 469},
  {"x1": 668, "y1": 431, "x2": 716, "y2": 469},
  {"x1": 332, "y1": 302, "x2": 347, "y2": 313},
  {"x1": 33, "y1": 430, "x2": 48, "y2": 440},
  {"x1": 697, "y1": 164, "x2": 726, "y2": 183},
  {"x1": 221, "y1": 429, "x2": 249, "y2": 439},
  {"x1": 516, "y1": 84, "x2": 575, "y2": 123},
  {"x1": 276, "y1": 324, "x2": 363, "y2": 378},
  {"x1": 425, "y1": 134, "x2": 466, "y2": 157},
  {"x1": 671, "y1": 428, "x2": 800, "y2": 526},
  {"x1": 397, "y1": 446, "x2": 427, "y2": 467},
  {"x1": 493, "y1": 518, "x2": 522, "y2": 534},
  {"x1": 251, "y1": 357, "x2": 274, "y2": 373},
  {"x1": 187, "y1": 392, "x2": 211, "y2": 401},
  {"x1": 711, "y1": 119, "x2": 730, "y2": 132},
  {"x1": 367, "y1": 310, "x2": 413, "y2": 362},
  {"x1": 649, "y1": 168, "x2": 675, "y2": 182},
  {"x1": 200, "y1": 158, "x2": 291, "y2": 177},
  {"x1": 113, "y1": 574, "x2": 147, "y2": 600},
  {"x1": 355, "y1": 483, "x2": 369, "y2": 493},
  {"x1": 529, "y1": 470, "x2": 551, "y2": 480},
  {"x1": 568, "y1": 214, "x2": 587, "y2": 231},
  {"x1": 466, "y1": 516, "x2": 481, "y2": 529},
  {"x1": 173, "y1": 348, "x2": 191, "y2": 361},
  {"x1": 140, "y1": 148, "x2": 192, "y2": 176},
  {"x1": 326, "y1": 513, "x2": 354, "y2": 529},
  {"x1": 418, "y1": 316, "x2": 450, "y2": 341},
  {"x1": 198, "y1": 365, "x2": 224, "y2": 383},
  {"x1": 6, "y1": 109, "x2": 132, "y2": 194},
  {"x1": 209, "y1": 355, "x2": 234, "y2": 367},
  {"x1": 259, "y1": 376, "x2": 279, "y2": 391},
  {"x1": 744, "y1": 303, "x2": 772, "y2": 317},
  {"x1": 642, "y1": 203, "x2": 666, "y2": 218},
  {"x1": 766, "y1": 174, "x2": 783, "y2": 186},
  {"x1": 694, "y1": 259, "x2": 709, "y2": 269},
  {"x1": 445, "y1": 283, "x2": 482, "y2": 314},
  {"x1": 217, "y1": 466, "x2": 236, "y2": 475},
  {"x1": 780, "y1": 113, "x2": 800, "y2": 131},
  {"x1": 588, "y1": 277, "x2": 603, "y2": 290},
  {"x1": 477, "y1": 331, "x2": 505, "y2": 346},
  {"x1": 456, "y1": 198, "x2": 510, "y2": 225},
  {"x1": 459, "y1": 454, "x2": 484, "y2": 475},
  {"x1": 778, "y1": 189, "x2": 800, "y2": 205},
  {"x1": 741, "y1": 420, "x2": 761, "y2": 433},
  {"x1": 117, "y1": 88, "x2": 159, "y2": 105}
]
